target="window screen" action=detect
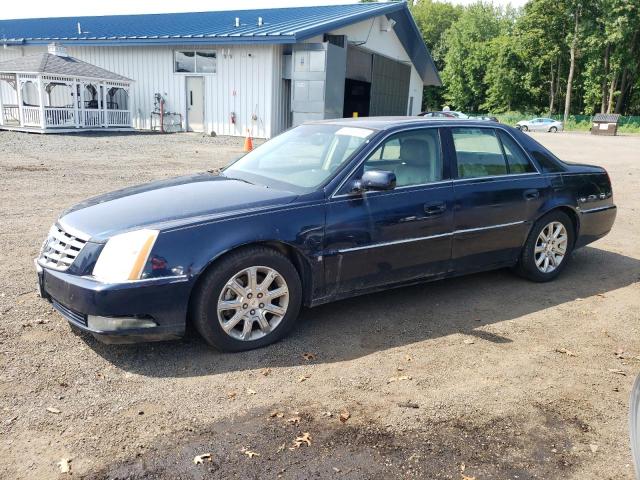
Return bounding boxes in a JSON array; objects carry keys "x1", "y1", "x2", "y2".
[
  {"x1": 497, "y1": 131, "x2": 535, "y2": 174},
  {"x1": 452, "y1": 128, "x2": 507, "y2": 178}
]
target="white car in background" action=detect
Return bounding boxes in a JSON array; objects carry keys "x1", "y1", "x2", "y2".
[{"x1": 516, "y1": 117, "x2": 563, "y2": 132}]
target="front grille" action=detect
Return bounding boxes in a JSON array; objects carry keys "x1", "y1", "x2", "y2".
[
  {"x1": 52, "y1": 299, "x2": 88, "y2": 327},
  {"x1": 39, "y1": 224, "x2": 88, "y2": 271}
]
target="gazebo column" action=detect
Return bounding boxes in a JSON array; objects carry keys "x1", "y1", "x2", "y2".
[
  {"x1": 73, "y1": 80, "x2": 79, "y2": 128},
  {"x1": 79, "y1": 82, "x2": 85, "y2": 127},
  {"x1": 37, "y1": 75, "x2": 46, "y2": 129},
  {"x1": 16, "y1": 75, "x2": 25, "y2": 127},
  {"x1": 101, "y1": 83, "x2": 108, "y2": 128},
  {"x1": 0, "y1": 83, "x2": 4, "y2": 127}
]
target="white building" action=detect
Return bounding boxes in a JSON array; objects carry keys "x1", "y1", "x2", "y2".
[{"x1": 0, "y1": 3, "x2": 440, "y2": 138}]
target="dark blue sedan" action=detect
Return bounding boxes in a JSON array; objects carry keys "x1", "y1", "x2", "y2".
[{"x1": 35, "y1": 118, "x2": 616, "y2": 351}]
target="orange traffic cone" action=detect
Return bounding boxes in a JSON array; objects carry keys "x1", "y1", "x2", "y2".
[{"x1": 243, "y1": 129, "x2": 253, "y2": 152}]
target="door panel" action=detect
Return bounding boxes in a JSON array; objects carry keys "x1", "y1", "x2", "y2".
[
  {"x1": 324, "y1": 127, "x2": 453, "y2": 295},
  {"x1": 325, "y1": 184, "x2": 454, "y2": 295},
  {"x1": 448, "y1": 127, "x2": 550, "y2": 270},
  {"x1": 186, "y1": 77, "x2": 204, "y2": 132}
]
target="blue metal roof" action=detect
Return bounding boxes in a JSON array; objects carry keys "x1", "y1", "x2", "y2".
[{"x1": 0, "y1": 2, "x2": 440, "y2": 85}]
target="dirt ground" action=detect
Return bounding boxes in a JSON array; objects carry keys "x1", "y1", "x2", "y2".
[{"x1": 0, "y1": 129, "x2": 638, "y2": 480}]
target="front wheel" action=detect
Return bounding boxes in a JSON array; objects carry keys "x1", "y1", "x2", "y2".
[
  {"x1": 191, "y1": 247, "x2": 302, "y2": 352},
  {"x1": 520, "y1": 125, "x2": 529, "y2": 132},
  {"x1": 515, "y1": 211, "x2": 574, "y2": 282}
]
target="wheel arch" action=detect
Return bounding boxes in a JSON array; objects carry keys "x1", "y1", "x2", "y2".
[
  {"x1": 531, "y1": 205, "x2": 580, "y2": 246},
  {"x1": 186, "y1": 240, "x2": 315, "y2": 324}
]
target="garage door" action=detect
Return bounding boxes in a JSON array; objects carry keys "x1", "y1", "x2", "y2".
[{"x1": 369, "y1": 54, "x2": 410, "y2": 117}]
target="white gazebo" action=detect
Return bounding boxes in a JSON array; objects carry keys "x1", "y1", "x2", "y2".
[{"x1": 0, "y1": 43, "x2": 133, "y2": 133}]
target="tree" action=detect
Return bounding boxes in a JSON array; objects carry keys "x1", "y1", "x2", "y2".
[{"x1": 440, "y1": 2, "x2": 506, "y2": 111}]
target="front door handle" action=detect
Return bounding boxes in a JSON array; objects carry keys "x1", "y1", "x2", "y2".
[
  {"x1": 524, "y1": 189, "x2": 540, "y2": 200},
  {"x1": 424, "y1": 202, "x2": 446, "y2": 216}
]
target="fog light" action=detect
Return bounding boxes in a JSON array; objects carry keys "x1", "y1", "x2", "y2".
[{"x1": 87, "y1": 315, "x2": 157, "y2": 331}]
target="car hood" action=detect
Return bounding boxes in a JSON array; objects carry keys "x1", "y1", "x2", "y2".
[{"x1": 59, "y1": 173, "x2": 298, "y2": 241}]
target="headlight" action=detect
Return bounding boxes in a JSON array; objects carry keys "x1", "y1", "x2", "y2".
[{"x1": 92, "y1": 229, "x2": 159, "y2": 283}]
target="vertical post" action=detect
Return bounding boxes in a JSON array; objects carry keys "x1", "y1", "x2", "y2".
[
  {"x1": 0, "y1": 78, "x2": 4, "y2": 127},
  {"x1": 79, "y1": 81, "x2": 85, "y2": 128},
  {"x1": 72, "y1": 81, "x2": 79, "y2": 128},
  {"x1": 102, "y1": 83, "x2": 108, "y2": 128},
  {"x1": 16, "y1": 75, "x2": 24, "y2": 127},
  {"x1": 37, "y1": 75, "x2": 46, "y2": 129}
]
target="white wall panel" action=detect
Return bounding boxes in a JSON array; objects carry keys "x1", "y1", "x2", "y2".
[{"x1": 0, "y1": 43, "x2": 277, "y2": 137}]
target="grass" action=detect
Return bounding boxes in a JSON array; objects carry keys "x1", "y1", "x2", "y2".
[{"x1": 491, "y1": 112, "x2": 640, "y2": 134}]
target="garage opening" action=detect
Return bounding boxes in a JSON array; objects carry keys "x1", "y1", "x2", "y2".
[
  {"x1": 343, "y1": 78, "x2": 370, "y2": 118},
  {"x1": 344, "y1": 47, "x2": 411, "y2": 118}
]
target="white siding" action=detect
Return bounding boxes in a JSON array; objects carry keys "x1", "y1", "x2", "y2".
[{"x1": 0, "y1": 43, "x2": 278, "y2": 137}]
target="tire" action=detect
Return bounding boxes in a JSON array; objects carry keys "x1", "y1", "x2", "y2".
[
  {"x1": 521, "y1": 125, "x2": 529, "y2": 132},
  {"x1": 191, "y1": 246, "x2": 302, "y2": 352},
  {"x1": 549, "y1": 126, "x2": 558, "y2": 133},
  {"x1": 515, "y1": 210, "x2": 575, "y2": 282}
]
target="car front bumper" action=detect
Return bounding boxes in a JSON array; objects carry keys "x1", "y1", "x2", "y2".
[{"x1": 36, "y1": 261, "x2": 191, "y2": 343}]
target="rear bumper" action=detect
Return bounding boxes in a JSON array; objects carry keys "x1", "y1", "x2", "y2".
[
  {"x1": 575, "y1": 204, "x2": 617, "y2": 248},
  {"x1": 37, "y1": 263, "x2": 191, "y2": 343}
]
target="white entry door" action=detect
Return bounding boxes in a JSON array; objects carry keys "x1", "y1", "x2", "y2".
[{"x1": 186, "y1": 77, "x2": 204, "y2": 132}]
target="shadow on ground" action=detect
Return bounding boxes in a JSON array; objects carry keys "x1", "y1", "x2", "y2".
[{"x1": 85, "y1": 246, "x2": 639, "y2": 378}]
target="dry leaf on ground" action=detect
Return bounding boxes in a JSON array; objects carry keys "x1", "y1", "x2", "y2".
[
  {"x1": 261, "y1": 368, "x2": 271, "y2": 376},
  {"x1": 339, "y1": 411, "x2": 350, "y2": 423},
  {"x1": 388, "y1": 375, "x2": 412, "y2": 383},
  {"x1": 46, "y1": 407, "x2": 61, "y2": 414},
  {"x1": 298, "y1": 375, "x2": 310, "y2": 382},
  {"x1": 290, "y1": 432, "x2": 312, "y2": 449},
  {"x1": 57, "y1": 458, "x2": 71, "y2": 474},
  {"x1": 242, "y1": 448, "x2": 260, "y2": 458},
  {"x1": 287, "y1": 416, "x2": 301, "y2": 425},
  {"x1": 463, "y1": 339, "x2": 474, "y2": 345},
  {"x1": 270, "y1": 410, "x2": 284, "y2": 418},
  {"x1": 555, "y1": 348, "x2": 577, "y2": 357},
  {"x1": 608, "y1": 368, "x2": 627, "y2": 376},
  {"x1": 193, "y1": 453, "x2": 212, "y2": 465},
  {"x1": 246, "y1": 388, "x2": 256, "y2": 395}
]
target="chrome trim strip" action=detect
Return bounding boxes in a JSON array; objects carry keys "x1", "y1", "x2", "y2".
[
  {"x1": 337, "y1": 232, "x2": 453, "y2": 253},
  {"x1": 335, "y1": 220, "x2": 526, "y2": 254},
  {"x1": 455, "y1": 220, "x2": 525, "y2": 234},
  {"x1": 578, "y1": 205, "x2": 616, "y2": 214}
]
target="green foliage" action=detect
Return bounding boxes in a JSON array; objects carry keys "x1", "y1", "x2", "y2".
[{"x1": 410, "y1": 0, "x2": 640, "y2": 116}]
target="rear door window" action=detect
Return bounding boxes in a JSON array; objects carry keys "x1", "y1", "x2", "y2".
[
  {"x1": 452, "y1": 128, "x2": 507, "y2": 178},
  {"x1": 497, "y1": 131, "x2": 536, "y2": 174}
]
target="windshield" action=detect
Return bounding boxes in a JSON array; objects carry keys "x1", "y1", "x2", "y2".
[{"x1": 222, "y1": 124, "x2": 375, "y2": 192}]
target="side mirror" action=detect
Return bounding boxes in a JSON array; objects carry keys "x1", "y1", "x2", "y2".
[{"x1": 352, "y1": 170, "x2": 396, "y2": 193}]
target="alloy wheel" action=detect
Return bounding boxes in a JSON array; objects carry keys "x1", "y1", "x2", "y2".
[
  {"x1": 217, "y1": 266, "x2": 289, "y2": 341},
  {"x1": 534, "y1": 221, "x2": 568, "y2": 273}
]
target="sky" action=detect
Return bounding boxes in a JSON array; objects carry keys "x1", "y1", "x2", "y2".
[{"x1": 0, "y1": 0, "x2": 529, "y2": 20}]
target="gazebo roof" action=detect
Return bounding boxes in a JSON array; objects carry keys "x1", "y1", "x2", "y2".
[{"x1": 0, "y1": 52, "x2": 131, "y2": 82}]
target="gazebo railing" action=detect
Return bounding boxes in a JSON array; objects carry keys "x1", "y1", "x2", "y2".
[
  {"x1": 2, "y1": 105, "x2": 20, "y2": 125},
  {"x1": 22, "y1": 107, "x2": 41, "y2": 127},
  {"x1": 84, "y1": 109, "x2": 104, "y2": 127},
  {"x1": 44, "y1": 107, "x2": 75, "y2": 127},
  {"x1": 107, "y1": 110, "x2": 131, "y2": 126}
]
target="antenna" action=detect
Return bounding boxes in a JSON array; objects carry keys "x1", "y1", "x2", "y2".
[
  {"x1": 235, "y1": 17, "x2": 240, "y2": 28},
  {"x1": 257, "y1": 17, "x2": 263, "y2": 27},
  {"x1": 77, "y1": 22, "x2": 82, "y2": 35}
]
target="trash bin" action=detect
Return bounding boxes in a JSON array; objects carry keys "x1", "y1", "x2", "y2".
[{"x1": 591, "y1": 113, "x2": 621, "y2": 136}]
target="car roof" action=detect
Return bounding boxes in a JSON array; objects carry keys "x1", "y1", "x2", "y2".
[{"x1": 306, "y1": 116, "x2": 500, "y2": 131}]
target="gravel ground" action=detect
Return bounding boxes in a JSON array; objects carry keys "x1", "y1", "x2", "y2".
[{"x1": 0, "y1": 130, "x2": 639, "y2": 479}]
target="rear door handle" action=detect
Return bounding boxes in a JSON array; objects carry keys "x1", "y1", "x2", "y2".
[
  {"x1": 424, "y1": 202, "x2": 446, "y2": 216},
  {"x1": 524, "y1": 189, "x2": 540, "y2": 200}
]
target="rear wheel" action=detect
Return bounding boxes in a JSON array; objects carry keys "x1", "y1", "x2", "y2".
[
  {"x1": 549, "y1": 126, "x2": 558, "y2": 133},
  {"x1": 191, "y1": 247, "x2": 302, "y2": 351},
  {"x1": 515, "y1": 211, "x2": 574, "y2": 282}
]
